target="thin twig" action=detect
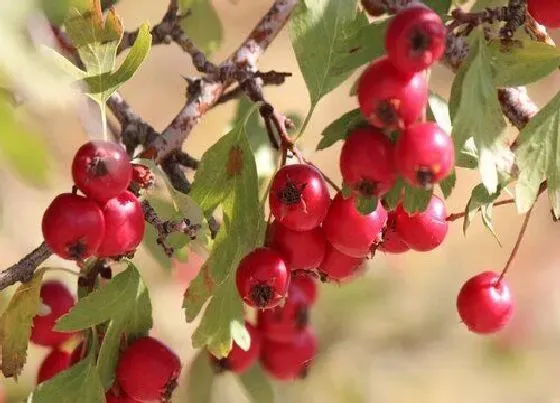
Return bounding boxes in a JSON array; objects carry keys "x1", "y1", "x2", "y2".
[
  {"x1": 446, "y1": 199, "x2": 516, "y2": 222},
  {"x1": 498, "y1": 206, "x2": 533, "y2": 283},
  {"x1": 0, "y1": 243, "x2": 52, "y2": 290}
]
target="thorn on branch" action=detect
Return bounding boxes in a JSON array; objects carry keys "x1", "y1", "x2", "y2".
[{"x1": 0, "y1": 242, "x2": 52, "y2": 291}]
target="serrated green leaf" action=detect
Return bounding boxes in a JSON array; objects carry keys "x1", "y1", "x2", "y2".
[
  {"x1": 183, "y1": 266, "x2": 213, "y2": 322},
  {"x1": 41, "y1": 0, "x2": 70, "y2": 25},
  {"x1": 456, "y1": 138, "x2": 479, "y2": 169},
  {"x1": 382, "y1": 177, "x2": 404, "y2": 210},
  {"x1": 0, "y1": 268, "x2": 46, "y2": 377},
  {"x1": 355, "y1": 194, "x2": 378, "y2": 215},
  {"x1": 180, "y1": 0, "x2": 223, "y2": 55},
  {"x1": 230, "y1": 321, "x2": 250, "y2": 352},
  {"x1": 515, "y1": 89, "x2": 560, "y2": 217},
  {"x1": 427, "y1": 92, "x2": 452, "y2": 134},
  {"x1": 463, "y1": 184, "x2": 502, "y2": 244},
  {"x1": 423, "y1": 0, "x2": 452, "y2": 17},
  {"x1": 439, "y1": 170, "x2": 456, "y2": 198},
  {"x1": 96, "y1": 319, "x2": 123, "y2": 389},
  {"x1": 316, "y1": 108, "x2": 367, "y2": 150},
  {"x1": 187, "y1": 351, "x2": 214, "y2": 403},
  {"x1": 238, "y1": 365, "x2": 274, "y2": 403},
  {"x1": 451, "y1": 30, "x2": 507, "y2": 194},
  {"x1": 289, "y1": 0, "x2": 369, "y2": 106},
  {"x1": 488, "y1": 40, "x2": 560, "y2": 87},
  {"x1": 403, "y1": 183, "x2": 433, "y2": 213}
]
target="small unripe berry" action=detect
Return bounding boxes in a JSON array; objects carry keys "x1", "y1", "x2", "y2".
[
  {"x1": 236, "y1": 248, "x2": 289, "y2": 309},
  {"x1": 211, "y1": 322, "x2": 262, "y2": 373},
  {"x1": 528, "y1": 0, "x2": 560, "y2": 28},
  {"x1": 457, "y1": 271, "x2": 514, "y2": 334},
  {"x1": 37, "y1": 349, "x2": 71, "y2": 384},
  {"x1": 116, "y1": 336, "x2": 181, "y2": 402},
  {"x1": 42, "y1": 193, "x2": 106, "y2": 260},
  {"x1": 319, "y1": 243, "x2": 364, "y2": 282}
]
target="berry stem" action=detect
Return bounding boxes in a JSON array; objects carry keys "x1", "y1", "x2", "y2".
[
  {"x1": 446, "y1": 198, "x2": 516, "y2": 222},
  {"x1": 498, "y1": 206, "x2": 533, "y2": 283},
  {"x1": 303, "y1": 158, "x2": 341, "y2": 193}
]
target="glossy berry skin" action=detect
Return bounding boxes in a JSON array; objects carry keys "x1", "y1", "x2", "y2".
[
  {"x1": 260, "y1": 328, "x2": 317, "y2": 381},
  {"x1": 340, "y1": 127, "x2": 397, "y2": 197},
  {"x1": 31, "y1": 281, "x2": 76, "y2": 347},
  {"x1": 105, "y1": 392, "x2": 141, "y2": 403},
  {"x1": 395, "y1": 196, "x2": 447, "y2": 252},
  {"x1": 386, "y1": 6, "x2": 446, "y2": 73},
  {"x1": 37, "y1": 349, "x2": 71, "y2": 384},
  {"x1": 357, "y1": 57, "x2": 428, "y2": 129},
  {"x1": 268, "y1": 221, "x2": 327, "y2": 271},
  {"x1": 322, "y1": 193, "x2": 387, "y2": 258},
  {"x1": 116, "y1": 336, "x2": 181, "y2": 402},
  {"x1": 528, "y1": 0, "x2": 560, "y2": 28},
  {"x1": 319, "y1": 243, "x2": 364, "y2": 282},
  {"x1": 96, "y1": 191, "x2": 145, "y2": 258},
  {"x1": 236, "y1": 248, "x2": 289, "y2": 309},
  {"x1": 72, "y1": 141, "x2": 132, "y2": 203},
  {"x1": 456, "y1": 271, "x2": 514, "y2": 334},
  {"x1": 395, "y1": 123, "x2": 455, "y2": 187},
  {"x1": 269, "y1": 164, "x2": 330, "y2": 232},
  {"x1": 290, "y1": 272, "x2": 318, "y2": 306},
  {"x1": 42, "y1": 193, "x2": 106, "y2": 260},
  {"x1": 258, "y1": 280, "x2": 310, "y2": 343},
  {"x1": 378, "y1": 211, "x2": 410, "y2": 254},
  {"x1": 212, "y1": 322, "x2": 262, "y2": 373}
]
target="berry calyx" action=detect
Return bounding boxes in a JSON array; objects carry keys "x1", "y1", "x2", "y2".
[
  {"x1": 322, "y1": 192, "x2": 387, "y2": 258},
  {"x1": 96, "y1": 191, "x2": 145, "y2": 258},
  {"x1": 456, "y1": 271, "x2": 514, "y2": 334},
  {"x1": 269, "y1": 164, "x2": 330, "y2": 232},
  {"x1": 211, "y1": 322, "x2": 262, "y2": 374},
  {"x1": 258, "y1": 280, "x2": 310, "y2": 343},
  {"x1": 394, "y1": 196, "x2": 447, "y2": 252},
  {"x1": 395, "y1": 122, "x2": 455, "y2": 187},
  {"x1": 235, "y1": 247, "x2": 289, "y2": 309},
  {"x1": 378, "y1": 211, "x2": 410, "y2": 254},
  {"x1": 42, "y1": 193, "x2": 106, "y2": 260},
  {"x1": 116, "y1": 336, "x2": 181, "y2": 402},
  {"x1": 260, "y1": 328, "x2": 317, "y2": 381},
  {"x1": 528, "y1": 0, "x2": 560, "y2": 28},
  {"x1": 357, "y1": 57, "x2": 428, "y2": 129},
  {"x1": 386, "y1": 6, "x2": 446, "y2": 73},
  {"x1": 37, "y1": 349, "x2": 71, "y2": 384},
  {"x1": 72, "y1": 141, "x2": 132, "y2": 203},
  {"x1": 31, "y1": 281, "x2": 76, "y2": 347},
  {"x1": 319, "y1": 243, "x2": 364, "y2": 282},
  {"x1": 290, "y1": 272, "x2": 318, "y2": 306},
  {"x1": 340, "y1": 127, "x2": 397, "y2": 197},
  {"x1": 267, "y1": 221, "x2": 327, "y2": 271}
]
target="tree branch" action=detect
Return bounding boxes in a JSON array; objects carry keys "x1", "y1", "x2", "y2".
[{"x1": 0, "y1": 243, "x2": 52, "y2": 290}]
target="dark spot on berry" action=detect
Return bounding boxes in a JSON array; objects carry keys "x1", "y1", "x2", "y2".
[
  {"x1": 410, "y1": 28, "x2": 430, "y2": 54},
  {"x1": 277, "y1": 179, "x2": 306, "y2": 206},
  {"x1": 249, "y1": 284, "x2": 274, "y2": 308},
  {"x1": 162, "y1": 376, "x2": 179, "y2": 402},
  {"x1": 88, "y1": 156, "x2": 109, "y2": 177},
  {"x1": 375, "y1": 99, "x2": 402, "y2": 128},
  {"x1": 295, "y1": 306, "x2": 309, "y2": 330},
  {"x1": 416, "y1": 167, "x2": 435, "y2": 189},
  {"x1": 357, "y1": 179, "x2": 378, "y2": 196},
  {"x1": 67, "y1": 239, "x2": 88, "y2": 260}
]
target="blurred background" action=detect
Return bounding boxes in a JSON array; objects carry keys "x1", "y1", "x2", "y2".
[{"x1": 2, "y1": 0, "x2": 560, "y2": 402}]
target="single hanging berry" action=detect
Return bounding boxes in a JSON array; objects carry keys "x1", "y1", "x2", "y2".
[
  {"x1": 319, "y1": 243, "x2": 364, "y2": 282},
  {"x1": 340, "y1": 127, "x2": 397, "y2": 197},
  {"x1": 211, "y1": 322, "x2": 262, "y2": 374},
  {"x1": 235, "y1": 247, "x2": 289, "y2": 309},
  {"x1": 72, "y1": 141, "x2": 132, "y2": 203},
  {"x1": 528, "y1": 0, "x2": 560, "y2": 28},
  {"x1": 385, "y1": 5, "x2": 446, "y2": 73},
  {"x1": 395, "y1": 122, "x2": 455, "y2": 188},
  {"x1": 269, "y1": 164, "x2": 330, "y2": 232},
  {"x1": 42, "y1": 193, "x2": 106, "y2": 260},
  {"x1": 37, "y1": 349, "x2": 72, "y2": 384},
  {"x1": 357, "y1": 57, "x2": 428, "y2": 129},
  {"x1": 290, "y1": 272, "x2": 318, "y2": 306},
  {"x1": 378, "y1": 211, "x2": 410, "y2": 254},
  {"x1": 456, "y1": 271, "x2": 514, "y2": 334}
]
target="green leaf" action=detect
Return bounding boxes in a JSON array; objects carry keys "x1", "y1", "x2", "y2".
[
  {"x1": 488, "y1": 40, "x2": 560, "y2": 87},
  {"x1": 463, "y1": 184, "x2": 502, "y2": 244},
  {"x1": 451, "y1": 30, "x2": 507, "y2": 194},
  {"x1": 427, "y1": 92, "x2": 452, "y2": 135},
  {"x1": 382, "y1": 177, "x2": 404, "y2": 211},
  {"x1": 439, "y1": 170, "x2": 456, "y2": 198},
  {"x1": 186, "y1": 351, "x2": 214, "y2": 403},
  {"x1": 238, "y1": 365, "x2": 274, "y2": 403},
  {"x1": 31, "y1": 349, "x2": 104, "y2": 403},
  {"x1": 316, "y1": 108, "x2": 367, "y2": 150},
  {"x1": 180, "y1": 0, "x2": 223, "y2": 55},
  {"x1": 355, "y1": 194, "x2": 379, "y2": 215},
  {"x1": 423, "y1": 0, "x2": 452, "y2": 17},
  {"x1": 515, "y1": 89, "x2": 560, "y2": 217},
  {"x1": 96, "y1": 318, "x2": 124, "y2": 389},
  {"x1": 289, "y1": 0, "x2": 369, "y2": 106},
  {"x1": 41, "y1": 0, "x2": 70, "y2": 25},
  {"x1": 0, "y1": 102, "x2": 49, "y2": 186},
  {"x1": 0, "y1": 268, "x2": 46, "y2": 377},
  {"x1": 403, "y1": 183, "x2": 433, "y2": 213},
  {"x1": 456, "y1": 138, "x2": 480, "y2": 169}
]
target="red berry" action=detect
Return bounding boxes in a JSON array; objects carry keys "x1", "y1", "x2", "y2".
[
  {"x1": 211, "y1": 322, "x2": 262, "y2": 373},
  {"x1": 340, "y1": 127, "x2": 397, "y2": 197},
  {"x1": 456, "y1": 271, "x2": 514, "y2": 334},
  {"x1": 105, "y1": 392, "x2": 141, "y2": 403},
  {"x1": 528, "y1": 0, "x2": 560, "y2": 28},
  {"x1": 116, "y1": 336, "x2": 181, "y2": 402},
  {"x1": 258, "y1": 281, "x2": 310, "y2": 343},
  {"x1": 319, "y1": 243, "x2": 364, "y2": 282},
  {"x1": 395, "y1": 196, "x2": 447, "y2": 251},
  {"x1": 96, "y1": 191, "x2": 145, "y2": 258},
  {"x1": 290, "y1": 272, "x2": 318, "y2": 306},
  {"x1": 395, "y1": 123, "x2": 455, "y2": 187},
  {"x1": 269, "y1": 164, "x2": 330, "y2": 232},
  {"x1": 31, "y1": 281, "x2": 76, "y2": 347},
  {"x1": 357, "y1": 57, "x2": 427, "y2": 129},
  {"x1": 386, "y1": 6, "x2": 446, "y2": 73},
  {"x1": 378, "y1": 211, "x2": 410, "y2": 254},
  {"x1": 37, "y1": 349, "x2": 71, "y2": 384},
  {"x1": 235, "y1": 248, "x2": 289, "y2": 309},
  {"x1": 42, "y1": 193, "x2": 106, "y2": 260},
  {"x1": 268, "y1": 221, "x2": 327, "y2": 271},
  {"x1": 260, "y1": 328, "x2": 317, "y2": 381},
  {"x1": 72, "y1": 141, "x2": 132, "y2": 203},
  {"x1": 322, "y1": 193, "x2": 387, "y2": 258}
]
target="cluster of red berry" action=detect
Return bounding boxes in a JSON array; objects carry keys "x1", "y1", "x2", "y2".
[
  {"x1": 528, "y1": 0, "x2": 560, "y2": 28},
  {"x1": 42, "y1": 141, "x2": 145, "y2": 261},
  {"x1": 31, "y1": 281, "x2": 182, "y2": 402}
]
